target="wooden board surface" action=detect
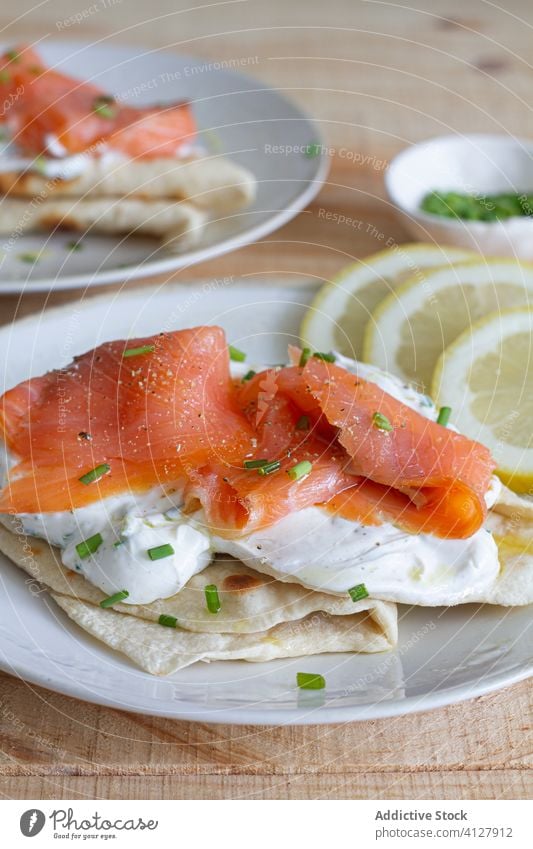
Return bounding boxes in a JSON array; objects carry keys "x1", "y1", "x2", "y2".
[{"x1": 0, "y1": 0, "x2": 532, "y2": 800}]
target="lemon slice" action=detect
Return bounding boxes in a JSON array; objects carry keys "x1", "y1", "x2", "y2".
[
  {"x1": 299, "y1": 243, "x2": 473, "y2": 360},
  {"x1": 363, "y1": 258, "x2": 533, "y2": 391},
  {"x1": 432, "y1": 307, "x2": 533, "y2": 492}
]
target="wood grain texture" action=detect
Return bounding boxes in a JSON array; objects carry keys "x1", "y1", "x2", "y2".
[{"x1": 0, "y1": 0, "x2": 532, "y2": 801}]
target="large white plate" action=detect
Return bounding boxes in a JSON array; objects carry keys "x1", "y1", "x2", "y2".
[
  {"x1": 0, "y1": 282, "x2": 531, "y2": 724},
  {"x1": 0, "y1": 41, "x2": 327, "y2": 293}
]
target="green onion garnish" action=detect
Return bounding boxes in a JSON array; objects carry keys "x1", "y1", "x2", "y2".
[
  {"x1": 0, "y1": 70, "x2": 10, "y2": 83},
  {"x1": 147, "y1": 543, "x2": 175, "y2": 561},
  {"x1": 243, "y1": 458, "x2": 269, "y2": 469},
  {"x1": 257, "y1": 460, "x2": 281, "y2": 476},
  {"x1": 93, "y1": 95, "x2": 117, "y2": 119},
  {"x1": 297, "y1": 672, "x2": 326, "y2": 690},
  {"x1": 299, "y1": 347, "x2": 311, "y2": 367},
  {"x1": 123, "y1": 344, "x2": 155, "y2": 358},
  {"x1": 348, "y1": 583, "x2": 369, "y2": 602},
  {"x1": 75, "y1": 532, "x2": 103, "y2": 559},
  {"x1": 18, "y1": 251, "x2": 41, "y2": 264},
  {"x1": 242, "y1": 370, "x2": 256, "y2": 382},
  {"x1": 295, "y1": 414, "x2": 310, "y2": 431},
  {"x1": 372, "y1": 412, "x2": 393, "y2": 432},
  {"x1": 205, "y1": 584, "x2": 221, "y2": 614},
  {"x1": 287, "y1": 460, "x2": 312, "y2": 481},
  {"x1": 158, "y1": 614, "x2": 178, "y2": 628},
  {"x1": 100, "y1": 589, "x2": 129, "y2": 608},
  {"x1": 304, "y1": 142, "x2": 321, "y2": 158},
  {"x1": 79, "y1": 463, "x2": 111, "y2": 485},
  {"x1": 67, "y1": 240, "x2": 83, "y2": 252},
  {"x1": 228, "y1": 345, "x2": 246, "y2": 362},
  {"x1": 312, "y1": 351, "x2": 336, "y2": 363},
  {"x1": 437, "y1": 406, "x2": 452, "y2": 427},
  {"x1": 6, "y1": 50, "x2": 20, "y2": 62}
]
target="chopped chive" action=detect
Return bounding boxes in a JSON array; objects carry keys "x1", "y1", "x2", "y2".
[
  {"x1": 79, "y1": 463, "x2": 111, "y2": 485},
  {"x1": 287, "y1": 460, "x2": 312, "y2": 481},
  {"x1": 297, "y1": 672, "x2": 326, "y2": 690},
  {"x1": 312, "y1": 351, "x2": 336, "y2": 363},
  {"x1": 229, "y1": 344, "x2": 246, "y2": 362},
  {"x1": 67, "y1": 239, "x2": 83, "y2": 252},
  {"x1": 295, "y1": 414, "x2": 310, "y2": 431},
  {"x1": 437, "y1": 406, "x2": 452, "y2": 427},
  {"x1": 242, "y1": 369, "x2": 256, "y2": 382},
  {"x1": 299, "y1": 347, "x2": 311, "y2": 367},
  {"x1": 304, "y1": 142, "x2": 321, "y2": 158},
  {"x1": 100, "y1": 589, "x2": 129, "y2": 608},
  {"x1": 257, "y1": 460, "x2": 281, "y2": 476},
  {"x1": 372, "y1": 411, "x2": 393, "y2": 432},
  {"x1": 147, "y1": 543, "x2": 175, "y2": 561},
  {"x1": 75, "y1": 532, "x2": 103, "y2": 559},
  {"x1": 78, "y1": 463, "x2": 110, "y2": 485},
  {"x1": 93, "y1": 95, "x2": 117, "y2": 119},
  {"x1": 123, "y1": 344, "x2": 155, "y2": 358},
  {"x1": 6, "y1": 50, "x2": 20, "y2": 63},
  {"x1": 113, "y1": 539, "x2": 124, "y2": 549},
  {"x1": 243, "y1": 458, "x2": 269, "y2": 469},
  {"x1": 348, "y1": 583, "x2": 369, "y2": 602},
  {"x1": 158, "y1": 614, "x2": 178, "y2": 628},
  {"x1": 205, "y1": 584, "x2": 221, "y2": 614},
  {"x1": 18, "y1": 251, "x2": 41, "y2": 264},
  {"x1": 0, "y1": 70, "x2": 10, "y2": 83}
]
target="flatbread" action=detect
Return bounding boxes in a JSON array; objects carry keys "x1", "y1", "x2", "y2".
[
  {"x1": 0, "y1": 155, "x2": 256, "y2": 212},
  {"x1": 51, "y1": 594, "x2": 393, "y2": 675},
  {"x1": 0, "y1": 521, "x2": 397, "y2": 675},
  {"x1": 0, "y1": 196, "x2": 206, "y2": 251}
]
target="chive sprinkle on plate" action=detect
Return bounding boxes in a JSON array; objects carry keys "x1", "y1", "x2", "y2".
[
  {"x1": 92, "y1": 95, "x2": 117, "y2": 119},
  {"x1": 158, "y1": 614, "x2": 178, "y2": 628},
  {"x1": 295, "y1": 414, "x2": 310, "y2": 431},
  {"x1": 287, "y1": 460, "x2": 312, "y2": 481},
  {"x1": 242, "y1": 369, "x2": 256, "y2": 382},
  {"x1": 147, "y1": 543, "x2": 175, "y2": 561},
  {"x1": 75, "y1": 533, "x2": 103, "y2": 560},
  {"x1": 205, "y1": 584, "x2": 221, "y2": 614},
  {"x1": 228, "y1": 344, "x2": 246, "y2": 362},
  {"x1": 297, "y1": 672, "x2": 326, "y2": 690},
  {"x1": 348, "y1": 583, "x2": 369, "y2": 602},
  {"x1": 123, "y1": 344, "x2": 155, "y2": 358},
  {"x1": 78, "y1": 463, "x2": 111, "y2": 485},
  {"x1": 437, "y1": 405, "x2": 452, "y2": 427},
  {"x1": 100, "y1": 590, "x2": 129, "y2": 609},
  {"x1": 372, "y1": 411, "x2": 393, "y2": 432}
]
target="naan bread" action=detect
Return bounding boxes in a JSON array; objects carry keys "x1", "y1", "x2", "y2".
[
  {"x1": 0, "y1": 196, "x2": 206, "y2": 251},
  {"x1": 0, "y1": 155, "x2": 256, "y2": 212}
]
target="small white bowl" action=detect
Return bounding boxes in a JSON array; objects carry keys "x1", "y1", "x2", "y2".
[{"x1": 385, "y1": 134, "x2": 533, "y2": 259}]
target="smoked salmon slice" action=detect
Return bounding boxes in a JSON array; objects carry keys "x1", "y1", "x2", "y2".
[
  {"x1": 0, "y1": 328, "x2": 495, "y2": 541},
  {"x1": 0, "y1": 46, "x2": 196, "y2": 159},
  {"x1": 0, "y1": 327, "x2": 252, "y2": 513},
  {"x1": 277, "y1": 358, "x2": 495, "y2": 538}
]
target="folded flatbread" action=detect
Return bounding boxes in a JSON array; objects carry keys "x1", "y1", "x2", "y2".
[
  {"x1": 0, "y1": 522, "x2": 397, "y2": 675},
  {"x1": 0, "y1": 196, "x2": 206, "y2": 251},
  {"x1": 0, "y1": 155, "x2": 256, "y2": 212}
]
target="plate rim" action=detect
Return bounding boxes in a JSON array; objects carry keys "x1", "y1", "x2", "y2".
[
  {"x1": 0, "y1": 39, "x2": 329, "y2": 293},
  {"x1": 0, "y1": 281, "x2": 531, "y2": 724}
]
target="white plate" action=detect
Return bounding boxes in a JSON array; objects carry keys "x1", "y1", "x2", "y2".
[
  {"x1": 0, "y1": 41, "x2": 328, "y2": 293},
  {"x1": 0, "y1": 282, "x2": 531, "y2": 724}
]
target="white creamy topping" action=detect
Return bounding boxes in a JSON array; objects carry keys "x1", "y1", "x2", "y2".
[{"x1": 1, "y1": 353, "x2": 501, "y2": 605}]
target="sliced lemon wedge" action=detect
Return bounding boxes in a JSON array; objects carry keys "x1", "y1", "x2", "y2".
[
  {"x1": 299, "y1": 243, "x2": 473, "y2": 360},
  {"x1": 363, "y1": 259, "x2": 533, "y2": 391},
  {"x1": 432, "y1": 307, "x2": 533, "y2": 493}
]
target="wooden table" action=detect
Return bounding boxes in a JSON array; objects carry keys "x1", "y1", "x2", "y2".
[{"x1": 0, "y1": 0, "x2": 532, "y2": 800}]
